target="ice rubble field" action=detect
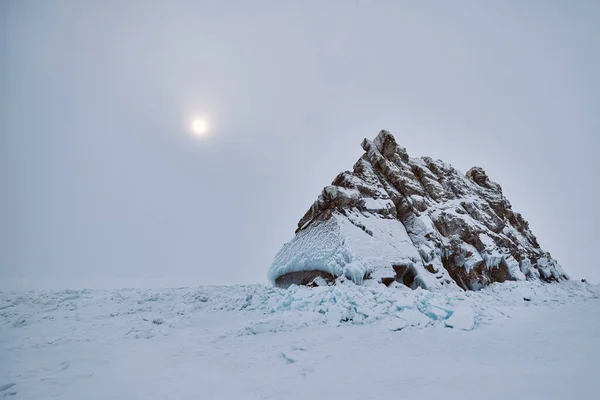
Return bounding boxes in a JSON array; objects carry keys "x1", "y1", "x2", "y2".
[{"x1": 1, "y1": 280, "x2": 600, "y2": 399}]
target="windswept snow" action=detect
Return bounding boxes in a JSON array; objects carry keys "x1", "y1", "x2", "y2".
[{"x1": 1, "y1": 281, "x2": 599, "y2": 399}]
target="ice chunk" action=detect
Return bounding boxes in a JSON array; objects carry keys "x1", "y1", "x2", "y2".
[
  {"x1": 326, "y1": 310, "x2": 341, "y2": 325},
  {"x1": 380, "y1": 316, "x2": 409, "y2": 331},
  {"x1": 396, "y1": 308, "x2": 432, "y2": 327},
  {"x1": 445, "y1": 306, "x2": 475, "y2": 331}
]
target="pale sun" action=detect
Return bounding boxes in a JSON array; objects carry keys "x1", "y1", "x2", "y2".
[{"x1": 191, "y1": 118, "x2": 208, "y2": 136}]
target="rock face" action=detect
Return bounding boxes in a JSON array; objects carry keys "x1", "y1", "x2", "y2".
[{"x1": 268, "y1": 130, "x2": 568, "y2": 291}]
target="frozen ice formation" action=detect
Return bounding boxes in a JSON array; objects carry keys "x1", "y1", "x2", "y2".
[{"x1": 269, "y1": 130, "x2": 568, "y2": 290}]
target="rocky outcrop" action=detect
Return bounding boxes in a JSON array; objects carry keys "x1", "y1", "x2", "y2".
[{"x1": 268, "y1": 130, "x2": 568, "y2": 291}]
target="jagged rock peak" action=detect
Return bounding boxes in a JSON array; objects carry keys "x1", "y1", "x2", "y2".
[{"x1": 269, "y1": 130, "x2": 568, "y2": 291}]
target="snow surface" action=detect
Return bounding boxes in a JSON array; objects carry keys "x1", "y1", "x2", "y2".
[{"x1": 1, "y1": 280, "x2": 599, "y2": 399}]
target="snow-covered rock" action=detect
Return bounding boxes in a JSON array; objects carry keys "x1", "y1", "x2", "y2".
[{"x1": 269, "y1": 130, "x2": 568, "y2": 290}]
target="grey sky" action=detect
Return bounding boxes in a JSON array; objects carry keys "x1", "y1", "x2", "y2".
[{"x1": 2, "y1": 0, "x2": 599, "y2": 289}]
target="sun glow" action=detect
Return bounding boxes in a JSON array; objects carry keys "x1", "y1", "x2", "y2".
[{"x1": 191, "y1": 118, "x2": 208, "y2": 136}]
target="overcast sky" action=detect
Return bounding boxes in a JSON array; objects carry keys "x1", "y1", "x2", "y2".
[{"x1": 2, "y1": 0, "x2": 599, "y2": 289}]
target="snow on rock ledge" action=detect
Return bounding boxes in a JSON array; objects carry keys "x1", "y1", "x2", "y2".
[{"x1": 269, "y1": 130, "x2": 568, "y2": 290}]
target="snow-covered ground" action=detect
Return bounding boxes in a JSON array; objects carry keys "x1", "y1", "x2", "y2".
[{"x1": 1, "y1": 281, "x2": 599, "y2": 399}]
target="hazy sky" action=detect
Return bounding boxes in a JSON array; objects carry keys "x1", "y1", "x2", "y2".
[{"x1": 2, "y1": 0, "x2": 599, "y2": 289}]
